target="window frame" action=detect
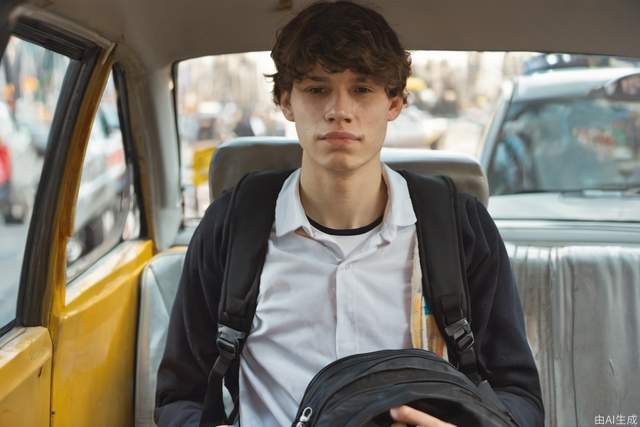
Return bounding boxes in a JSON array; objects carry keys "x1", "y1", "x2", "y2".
[
  {"x1": 171, "y1": 62, "x2": 186, "y2": 225},
  {"x1": 8, "y1": 17, "x2": 101, "y2": 329},
  {"x1": 64, "y1": 64, "x2": 147, "y2": 282},
  {"x1": 113, "y1": 62, "x2": 148, "y2": 239}
]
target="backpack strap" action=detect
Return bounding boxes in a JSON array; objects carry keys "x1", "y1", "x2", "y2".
[
  {"x1": 200, "y1": 169, "x2": 293, "y2": 427},
  {"x1": 399, "y1": 170, "x2": 481, "y2": 385}
]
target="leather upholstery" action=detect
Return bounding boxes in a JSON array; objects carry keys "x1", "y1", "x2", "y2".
[
  {"x1": 136, "y1": 251, "x2": 185, "y2": 427},
  {"x1": 209, "y1": 137, "x2": 489, "y2": 206}
]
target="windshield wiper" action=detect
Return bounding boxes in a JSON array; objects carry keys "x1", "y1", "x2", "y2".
[
  {"x1": 495, "y1": 183, "x2": 640, "y2": 197},
  {"x1": 561, "y1": 182, "x2": 640, "y2": 196}
]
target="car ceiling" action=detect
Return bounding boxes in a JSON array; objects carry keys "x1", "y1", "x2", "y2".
[{"x1": 14, "y1": 0, "x2": 640, "y2": 70}]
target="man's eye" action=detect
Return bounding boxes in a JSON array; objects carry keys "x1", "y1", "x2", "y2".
[
  {"x1": 305, "y1": 87, "x2": 326, "y2": 94},
  {"x1": 354, "y1": 86, "x2": 373, "y2": 94}
]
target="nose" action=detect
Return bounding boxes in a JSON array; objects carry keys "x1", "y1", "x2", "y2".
[{"x1": 324, "y1": 89, "x2": 354, "y2": 124}]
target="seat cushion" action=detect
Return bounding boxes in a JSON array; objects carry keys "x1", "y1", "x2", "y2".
[{"x1": 136, "y1": 251, "x2": 186, "y2": 427}]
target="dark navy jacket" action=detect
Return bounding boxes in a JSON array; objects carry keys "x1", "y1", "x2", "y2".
[{"x1": 155, "y1": 189, "x2": 544, "y2": 426}]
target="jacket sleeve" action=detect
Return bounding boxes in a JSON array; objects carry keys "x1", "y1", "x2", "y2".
[
  {"x1": 459, "y1": 193, "x2": 545, "y2": 427},
  {"x1": 155, "y1": 193, "x2": 231, "y2": 427}
]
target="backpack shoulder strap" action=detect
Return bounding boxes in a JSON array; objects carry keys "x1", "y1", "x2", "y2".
[
  {"x1": 200, "y1": 169, "x2": 293, "y2": 426},
  {"x1": 398, "y1": 170, "x2": 481, "y2": 384}
]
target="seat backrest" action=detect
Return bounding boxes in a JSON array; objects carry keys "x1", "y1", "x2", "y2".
[
  {"x1": 507, "y1": 243, "x2": 640, "y2": 427},
  {"x1": 135, "y1": 251, "x2": 185, "y2": 427},
  {"x1": 209, "y1": 137, "x2": 489, "y2": 206}
]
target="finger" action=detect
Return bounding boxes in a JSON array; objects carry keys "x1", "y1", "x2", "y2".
[{"x1": 389, "y1": 405, "x2": 457, "y2": 427}]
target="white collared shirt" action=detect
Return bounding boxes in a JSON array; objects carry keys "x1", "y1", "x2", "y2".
[{"x1": 236, "y1": 164, "x2": 418, "y2": 426}]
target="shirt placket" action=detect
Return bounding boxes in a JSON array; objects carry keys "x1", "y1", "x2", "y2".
[
  {"x1": 334, "y1": 234, "x2": 387, "y2": 358},
  {"x1": 335, "y1": 259, "x2": 353, "y2": 358}
]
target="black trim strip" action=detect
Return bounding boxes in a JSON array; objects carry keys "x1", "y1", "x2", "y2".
[
  {"x1": 113, "y1": 63, "x2": 148, "y2": 239},
  {"x1": 171, "y1": 62, "x2": 186, "y2": 222},
  {"x1": 0, "y1": 319, "x2": 16, "y2": 338},
  {"x1": 13, "y1": 17, "x2": 91, "y2": 60},
  {"x1": 15, "y1": 20, "x2": 101, "y2": 327},
  {"x1": 0, "y1": 0, "x2": 22, "y2": 60},
  {"x1": 307, "y1": 215, "x2": 383, "y2": 236}
]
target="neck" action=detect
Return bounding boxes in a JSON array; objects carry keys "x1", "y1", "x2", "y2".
[{"x1": 299, "y1": 157, "x2": 387, "y2": 229}]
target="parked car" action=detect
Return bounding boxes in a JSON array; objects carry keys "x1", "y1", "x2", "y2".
[
  {"x1": 0, "y1": 137, "x2": 10, "y2": 210},
  {"x1": 67, "y1": 105, "x2": 127, "y2": 264},
  {"x1": 481, "y1": 67, "x2": 640, "y2": 221},
  {"x1": 0, "y1": 101, "x2": 40, "y2": 223},
  {"x1": 386, "y1": 105, "x2": 448, "y2": 149}
]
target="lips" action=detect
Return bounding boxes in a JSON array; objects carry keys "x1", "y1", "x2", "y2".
[{"x1": 319, "y1": 131, "x2": 362, "y2": 141}]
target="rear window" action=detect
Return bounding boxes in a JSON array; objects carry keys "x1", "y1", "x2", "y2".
[{"x1": 176, "y1": 52, "x2": 640, "y2": 222}]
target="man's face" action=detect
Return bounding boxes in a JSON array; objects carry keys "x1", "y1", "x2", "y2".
[{"x1": 280, "y1": 64, "x2": 403, "y2": 173}]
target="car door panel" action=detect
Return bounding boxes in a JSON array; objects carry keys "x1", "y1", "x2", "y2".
[
  {"x1": 0, "y1": 326, "x2": 52, "y2": 427},
  {"x1": 50, "y1": 241, "x2": 152, "y2": 427}
]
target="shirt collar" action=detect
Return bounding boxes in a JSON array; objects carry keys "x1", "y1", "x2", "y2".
[
  {"x1": 275, "y1": 169, "x2": 311, "y2": 238},
  {"x1": 274, "y1": 164, "x2": 416, "y2": 239},
  {"x1": 379, "y1": 164, "x2": 417, "y2": 242}
]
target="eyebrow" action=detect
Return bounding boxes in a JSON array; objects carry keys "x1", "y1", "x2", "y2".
[{"x1": 303, "y1": 74, "x2": 372, "y2": 83}]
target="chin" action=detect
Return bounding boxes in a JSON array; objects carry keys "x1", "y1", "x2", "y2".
[{"x1": 320, "y1": 154, "x2": 375, "y2": 174}]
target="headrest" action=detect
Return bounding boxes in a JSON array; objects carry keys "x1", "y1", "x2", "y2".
[{"x1": 209, "y1": 137, "x2": 489, "y2": 206}]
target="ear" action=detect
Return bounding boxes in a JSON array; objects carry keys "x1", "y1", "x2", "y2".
[
  {"x1": 280, "y1": 91, "x2": 295, "y2": 122},
  {"x1": 386, "y1": 95, "x2": 404, "y2": 121}
]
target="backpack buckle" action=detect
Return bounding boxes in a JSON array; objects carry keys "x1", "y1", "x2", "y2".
[
  {"x1": 444, "y1": 318, "x2": 475, "y2": 352},
  {"x1": 216, "y1": 325, "x2": 246, "y2": 359}
]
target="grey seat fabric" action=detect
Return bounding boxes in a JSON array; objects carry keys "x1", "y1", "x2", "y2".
[
  {"x1": 209, "y1": 137, "x2": 489, "y2": 206},
  {"x1": 136, "y1": 251, "x2": 185, "y2": 427},
  {"x1": 507, "y1": 243, "x2": 640, "y2": 427},
  {"x1": 137, "y1": 253, "x2": 234, "y2": 427}
]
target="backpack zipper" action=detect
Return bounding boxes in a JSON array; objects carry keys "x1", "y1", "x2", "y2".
[
  {"x1": 293, "y1": 350, "x2": 459, "y2": 425},
  {"x1": 299, "y1": 349, "x2": 453, "y2": 407},
  {"x1": 294, "y1": 406, "x2": 313, "y2": 427},
  {"x1": 313, "y1": 378, "x2": 513, "y2": 426}
]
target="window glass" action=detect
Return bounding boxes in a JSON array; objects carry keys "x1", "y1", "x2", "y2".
[
  {"x1": 177, "y1": 51, "x2": 640, "y2": 222},
  {"x1": 488, "y1": 98, "x2": 640, "y2": 195},
  {"x1": 66, "y1": 71, "x2": 140, "y2": 280},
  {"x1": 0, "y1": 36, "x2": 70, "y2": 328}
]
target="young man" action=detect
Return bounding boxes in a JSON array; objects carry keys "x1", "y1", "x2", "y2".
[{"x1": 155, "y1": 2, "x2": 544, "y2": 426}]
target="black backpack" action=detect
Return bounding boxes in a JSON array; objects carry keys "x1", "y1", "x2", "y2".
[
  {"x1": 291, "y1": 349, "x2": 515, "y2": 427},
  {"x1": 199, "y1": 170, "x2": 516, "y2": 427}
]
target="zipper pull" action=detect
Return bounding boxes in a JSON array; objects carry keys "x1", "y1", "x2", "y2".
[{"x1": 295, "y1": 407, "x2": 313, "y2": 427}]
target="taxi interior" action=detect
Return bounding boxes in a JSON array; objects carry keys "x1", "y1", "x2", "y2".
[{"x1": 0, "y1": 1, "x2": 639, "y2": 426}]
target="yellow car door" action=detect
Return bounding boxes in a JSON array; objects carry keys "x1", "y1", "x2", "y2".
[{"x1": 0, "y1": 10, "x2": 153, "y2": 427}]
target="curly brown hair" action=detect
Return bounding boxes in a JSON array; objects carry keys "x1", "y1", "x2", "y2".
[{"x1": 269, "y1": 1, "x2": 411, "y2": 106}]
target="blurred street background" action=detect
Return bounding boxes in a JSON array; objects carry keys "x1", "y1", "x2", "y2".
[{"x1": 176, "y1": 50, "x2": 536, "y2": 219}]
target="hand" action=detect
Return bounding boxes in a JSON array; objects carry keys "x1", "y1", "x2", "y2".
[{"x1": 389, "y1": 405, "x2": 457, "y2": 427}]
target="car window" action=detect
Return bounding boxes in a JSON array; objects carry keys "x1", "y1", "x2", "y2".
[
  {"x1": 0, "y1": 36, "x2": 70, "y2": 329},
  {"x1": 489, "y1": 98, "x2": 640, "y2": 194},
  {"x1": 66, "y1": 71, "x2": 141, "y2": 280},
  {"x1": 177, "y1": 51, "x2": 640, "y2": 223},
  {"x1": 176, "y1": 51, "x2": 507, "y2": 220}
]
